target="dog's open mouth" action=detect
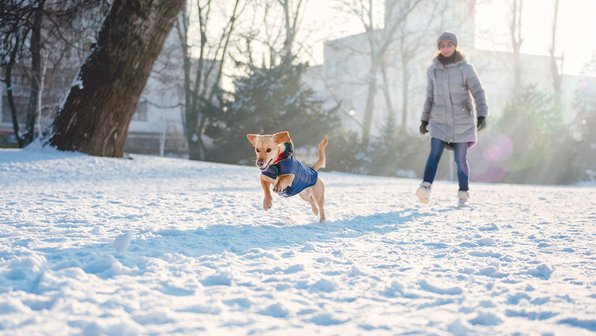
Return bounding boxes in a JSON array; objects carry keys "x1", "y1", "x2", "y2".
[{"x1": 259, "y1": 158, "x2": 273, "y2": 171}]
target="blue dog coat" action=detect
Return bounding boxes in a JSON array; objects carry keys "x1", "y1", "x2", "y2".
[{"x1": 262, "y1": 142, "x2": 318, "y2": 197}]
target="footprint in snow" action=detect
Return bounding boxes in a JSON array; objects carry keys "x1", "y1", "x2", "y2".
[
  {"x1": 309, "y1": 313, "x2": 348, "y2": 326},
  {"x1": 418, "y1": 279, "x2": 463, "y2": 295},
  {"x1": 527, "y1": 263, "x2": 553, "y2": 279},
  {"x1": 468, "y1": 311, "x2": 503, "y2": 326},
  {"x1": 259, "y1": 303, "x2": 288, "y2": 318}
]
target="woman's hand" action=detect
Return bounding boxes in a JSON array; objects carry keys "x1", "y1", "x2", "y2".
[
  {"x1": 477, "y1": 116, "x2": 486, "y2": 130},
  {"x1": 419, "y1": 121, "x2": 429, "y2": 134}
]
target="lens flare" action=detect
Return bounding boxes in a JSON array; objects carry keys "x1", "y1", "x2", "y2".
[
  {"x1": 471, "y1": 133, "x2": 512, "y2": 182},
  {"x1": 485, "y1": 134, "x2": 513, "y2": 162}
]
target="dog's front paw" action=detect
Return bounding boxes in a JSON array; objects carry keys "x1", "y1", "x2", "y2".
[
  {"x1": 263, "y1": 197, "x2": 272, "y2": 211},
  {"x1": 273, "y1": 182, "x2": 290, "y2": 193}
]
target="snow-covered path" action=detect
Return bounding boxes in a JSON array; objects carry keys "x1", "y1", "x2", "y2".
[{"x1": 0, "y1": 149, "x2": 594, "y2": 335}]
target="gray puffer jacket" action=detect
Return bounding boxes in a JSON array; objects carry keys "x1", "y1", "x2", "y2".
[{"x1": 421, "y1": 57, "x2": 488, "y2": 144}]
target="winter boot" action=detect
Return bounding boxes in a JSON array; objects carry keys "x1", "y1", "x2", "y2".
[
  {"x1": 457, "y1": 190, "x2": 469, "y2": 206},
  {"x1": 416, "y1": 182, "x2": 432, "y2": 204}
]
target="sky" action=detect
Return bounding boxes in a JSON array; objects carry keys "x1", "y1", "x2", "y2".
[
  {"x1": 474, "y1": 0, "x2": 596, "y2": 75},
  {"x1": 300, "y1": 0, "x2": 596, "y2": 75}
]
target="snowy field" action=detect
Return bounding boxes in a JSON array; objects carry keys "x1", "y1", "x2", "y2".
[{"x1": 0, "y1": 147, "x2": 594, "y2": 335}]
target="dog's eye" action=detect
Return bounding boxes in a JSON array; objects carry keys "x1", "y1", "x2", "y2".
[
  {"x1": 256, "y1": 149, "x2": 260, "y2": 153},
  {"x1": 266, "y1": 148, "x2": 272, "y2": 153}
]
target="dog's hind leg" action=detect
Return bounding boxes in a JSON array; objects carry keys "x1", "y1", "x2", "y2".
[
  {"x1": 310, "y1": 179, "x2": 326, "y2": 222},
  {"x1": 311, "y1": 136, "x2": 328, "y2": 171},
  {"x1": 299, "y1": 189, "x2": 319, "y2": 216},
  {"x1": 316, "y1": 192, "x2": 325, "y2": 222}
]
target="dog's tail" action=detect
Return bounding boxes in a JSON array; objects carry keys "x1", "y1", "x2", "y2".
[{"x1": 312, "y1": 135, "x2": 328, "y2": 171}]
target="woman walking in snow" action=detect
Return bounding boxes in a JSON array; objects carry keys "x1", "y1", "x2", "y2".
[{"x1": 416, "y1": 31, "x2": 488, "y2": 204}]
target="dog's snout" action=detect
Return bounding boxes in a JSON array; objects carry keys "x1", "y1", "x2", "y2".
[{"x1": 256, "y1": 160, "x2": 265, "y2": 168}]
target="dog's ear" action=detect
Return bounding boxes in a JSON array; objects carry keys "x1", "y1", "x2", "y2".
[
  {"x1": 246, "y1": 134, "x2": 258, "y2": 145},
  {"x1": 272, "y1": 131, "x2": 291, "y2": 144}
]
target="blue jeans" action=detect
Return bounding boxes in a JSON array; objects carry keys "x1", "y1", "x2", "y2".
[{"x1": 423, "y1": 138, "x2": 471, "y2": 191}]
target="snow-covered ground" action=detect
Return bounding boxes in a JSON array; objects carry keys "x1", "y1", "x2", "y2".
[{"x1": 0, "y1": 148, "x2": 594, "y2": 335}]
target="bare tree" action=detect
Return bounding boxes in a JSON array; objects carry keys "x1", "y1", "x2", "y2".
[
  {"x1": 240, "y1": 0, "x2": 307, "y2": 68},
  {"x1": 2, "y1": 1, "x2": 36, "y2": 147},
  {"x1": 510, "y1": 0, "x2": 523, "y2": 96},
  {"x1": 393, "y1": 0, "x2": 442, "y2": 131},
  {"x1": 277, "y1": 0, "x2": 305, "y2": 63},
  {"x1": 339, "y1": 0, "x2": 422, "y2": 145},
  {"x1": 1, "y1": 1, "x2": 29, "y2": 147},
  {"x1": 46, "y1": 0, "x2": 185, "y2": 157},
  {"x1": 24, "y1": 0, "x2": 45, "y2": 145},
  {"x1": 549, "y1": 0, "x2": 563, "y2": 110},
  {"x1": 175, "y1": 0, "x2": 244, "y2": 160},
  {"x1": 1, "y1": 0, "x2": 108, "y2": 147}
]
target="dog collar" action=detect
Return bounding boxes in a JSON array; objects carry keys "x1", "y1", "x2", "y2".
[
  {"x1": 273, "y1": 142, "x2": 293, "y2": 164},
  {"x1": 273, "y1": 152, "x2": 285, "y2": 164}
]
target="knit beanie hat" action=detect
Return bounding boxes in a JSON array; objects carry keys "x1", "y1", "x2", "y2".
[{"x1": 437, "y1": 31, "x2": 458, "y2": 48}]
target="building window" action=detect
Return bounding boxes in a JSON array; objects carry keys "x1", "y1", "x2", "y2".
[{"x1": 133, "y1": 100, "x2": 148, "y2": 121}]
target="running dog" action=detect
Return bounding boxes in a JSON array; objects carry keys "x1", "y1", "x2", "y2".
[{"x1": 246, "y1": 131, "x2": 328, "y2": 222}]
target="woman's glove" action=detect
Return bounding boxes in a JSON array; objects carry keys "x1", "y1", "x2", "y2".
[
  {"x1": 477, "y1": 116, "x2": 486, "y2": 130},
  {"x1": 419, "y1": 121, "x2": 429, "y2": 134}
]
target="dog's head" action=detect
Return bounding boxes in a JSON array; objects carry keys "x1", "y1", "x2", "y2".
[{"x1": 246, "y1": 131, "x2": 292, "y2": 170}]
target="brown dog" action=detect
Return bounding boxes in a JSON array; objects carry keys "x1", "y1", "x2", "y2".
[{"x1": 246, "y1": 131, "x2": 328, "y2": 222}]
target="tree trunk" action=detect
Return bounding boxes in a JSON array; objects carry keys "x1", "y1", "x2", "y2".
[
  {"x1": 511, "y1": 0, "x2": 523, "y2": 96},
  {"x1": 549, "y1": 0, "x2": 562, "y2": 110},
  {"x1": 400, "y1": 61, "x2": 410, "y2": 131},
  {"x1": 46, "y1": 0, "x2": 185, "y2": 157},
  {"x1": 5, "y1": 31, "x2": 26, "y2": 148},
  {"x1": 179, "y1": 0, "x2": 241, "y2": 161},
  {"x1": 379, "y1": 56, "x2": 396, "y2": 130},
  {"x1": 361, "y1": 66, "x2": 377, "y2": 146},
  {"x1": 25, "y1": 1, "x2": 44, "y2": 145}
]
